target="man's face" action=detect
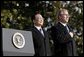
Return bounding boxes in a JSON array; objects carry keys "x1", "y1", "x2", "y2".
[
  {"x1": 33, "y1": 14, "x2": 44, "y2": 26},
  {"x1": 59, "y1": 10, "x2": 70, "y2": 23}
]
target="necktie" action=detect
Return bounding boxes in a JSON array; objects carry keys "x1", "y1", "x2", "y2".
[
  {"x1": 39, "y1": 28, "x2": 44, "y2": 37},
  {"x1": 65, "y1": 25, "x2": 69, "y2": 33}
]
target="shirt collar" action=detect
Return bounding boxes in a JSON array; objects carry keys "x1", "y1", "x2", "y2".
[
  {"x1": 34, "y1": 25, "x2": 42, "y2": 30},
  {"x1": 59, "y1": 22, "x2": 67, "y2": 26}
]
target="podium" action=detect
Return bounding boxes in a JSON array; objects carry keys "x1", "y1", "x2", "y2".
[{"x1": 2, "y1": 28, "x2": 35, "y2": 56}]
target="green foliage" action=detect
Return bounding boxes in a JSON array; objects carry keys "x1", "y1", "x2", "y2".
[{"x1": 1, "y1": 1, "x2": 83, "y2": 56}]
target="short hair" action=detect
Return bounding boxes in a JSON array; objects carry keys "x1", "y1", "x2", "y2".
[
  {"x1": 57, "y1": 8, "x2": 68, "y2": 17},
  {"x1": 31, "y1": 11, "x2": 40, "y2": 21}
]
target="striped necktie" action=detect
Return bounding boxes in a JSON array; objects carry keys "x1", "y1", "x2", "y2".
[
  {"x1": 39, "y1": 28, "x2": 44, "y2": 37},
  {"x1": 65, "y1": 25, "x2": 70, "y2": 33}
]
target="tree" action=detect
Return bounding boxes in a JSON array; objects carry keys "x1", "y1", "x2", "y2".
[{"x1": 1, "y1": 1, "x2": 83, "y2": 56}]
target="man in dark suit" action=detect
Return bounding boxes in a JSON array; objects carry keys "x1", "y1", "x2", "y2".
[
  {"x1": 50, "y1": 9, "x2": 78, "y2": 56},
  {"x1": 30, "y1": 12, "x2": 51, "y2": 56}
]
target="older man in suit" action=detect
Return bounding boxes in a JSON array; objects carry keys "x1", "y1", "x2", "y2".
[
  {"x1": 30, "y1": 11, "x2": 51, "y2": 56},
  {"x1": 50, "y1": 9, "x2": 78, "y2": 56}
]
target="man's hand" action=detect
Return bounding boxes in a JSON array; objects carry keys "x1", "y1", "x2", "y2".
[{"x1": 69, "y1": 32, "x2": 74, "y2": 38}]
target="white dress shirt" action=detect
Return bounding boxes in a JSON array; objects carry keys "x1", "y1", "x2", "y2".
[
  {"x1": 34, "y1": 26, "x2": 44, "y2": 36},
  {"x1": 60, "y1": 22, "x2": 69, "y2": 32}
]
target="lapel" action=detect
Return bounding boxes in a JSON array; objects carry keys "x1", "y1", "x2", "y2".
[
  {"x1": 56, "y1": 22, "x2": 69, "y2": 34},
  {"x1": 57, "y1": 22, "x2": 73, "y2": 33},
  {"x1": 33, "y1": 26, "x2": 45, "y2": 38},
  {"x1": 67, "y1": 24, "x2": 73, "y2": 32},
  {"x1": 57, "y1": 22, "x2": 66, "y2": 31}
]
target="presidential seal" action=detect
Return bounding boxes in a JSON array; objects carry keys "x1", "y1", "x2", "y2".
[{"x1": 12, "y1": 32, "x2": 25, "y2": 49}]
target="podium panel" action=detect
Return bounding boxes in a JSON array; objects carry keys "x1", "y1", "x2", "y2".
[{"x1": 2, "y1": 28, "x2": 35, "y2": 56}]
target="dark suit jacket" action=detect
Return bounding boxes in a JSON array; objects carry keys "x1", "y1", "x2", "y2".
[
  {"x1": 30, "y1": 26, "x2": 51, "y2": 56},
  {"x1": 50, "y1": 22, "x2": 77, "y2": 56}
]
